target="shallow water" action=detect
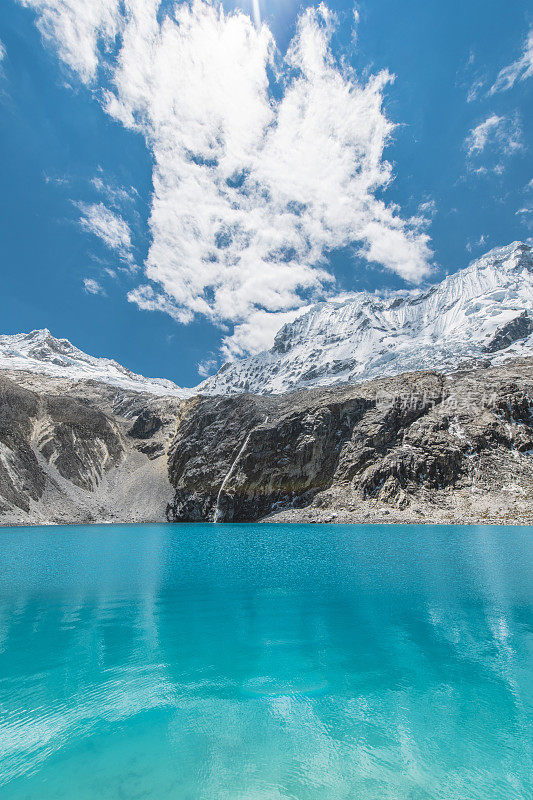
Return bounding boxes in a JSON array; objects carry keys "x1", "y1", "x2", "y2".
[{"x1": 0, "y1": 523, "x2": 532, "y2": 799}]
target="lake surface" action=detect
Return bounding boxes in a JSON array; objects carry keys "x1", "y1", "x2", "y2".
[{"x1": 0, "y1": 523, "x2": 532, "y2": 799}]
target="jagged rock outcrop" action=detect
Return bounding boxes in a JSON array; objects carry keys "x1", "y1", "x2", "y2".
[
  {"x1": 167, "y1": 358, "x2": 533, "y2": 524},
  {"x1": 485, "y1": 311, "x2": 533, "y2": 353}
]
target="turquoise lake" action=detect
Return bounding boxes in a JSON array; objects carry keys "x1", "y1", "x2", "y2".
[{"x1": 0, "y1": 523, "x2": 532, "y2": 799}]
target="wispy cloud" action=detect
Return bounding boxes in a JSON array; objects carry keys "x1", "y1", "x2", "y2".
[
  {"x1": 76, "y1": 202, "x2": 133, "y2": 264},
  {"x1": 490, "y1": 25, "x2": 533, "y2": 94},
  {"x1": 0, "y1": 37, "x2": 6, "y2": 82},
  {"x1": 465, "y1": 113, "x2": 522, "y2": 169},
  {"x1": 21, "y1": 0, "x2": 434, "y2": 356},
  {"x1": 466, "y1": 114, "x2": 503, "y2": 154},
  {"x1": 466, "y1": 233, "x2": 488, "y2": 253},
  {"x1": 126, "y1": 284, "x2": 191, "y2": 324},
  {"x1": 516, "y1": 205, "x2": 533, "y2": 229},
  {"x1": 83, "y1": 277, "x2": 105, "y2": 295},
  {"x1": 417, "y1": 198, "x2": 436, "y2": 218},
  {"x1": 91, "y1": 174, "x2": 138, "y2": 208},
  {"x1": 459, "y1": 51, "x2": 487, "y2": 103}
]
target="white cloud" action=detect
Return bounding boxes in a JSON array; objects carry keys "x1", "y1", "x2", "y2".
[
  {"x1": 516, "y1": 205, "x2": 533, "y2": 229},
  {"x1": 91, "y1": 176, "x2": 137, "y2": 208},
  {"x1": 0, "y1": 38, "x2": 6, "y2": 81},
  {"x1": 83, "y1": 277, "x2": 105, "y2": 295},
  {"x1": 351, "y1": 5, "x2": 360, "y2": 44},
  {"x1": 126, "y1": 284, "x2": 191, "y2": 324},
  {"x1": 459, "y1": 51, "x2": 486, "y2": 103},
  {"x1": 221, "y1": 307, "x2": 310, "y2": 360},
  {"x1": 417, "y1": 198, "x2": 436, "y2": 218},
  {"x1": 197, "y1": 357, "x2": 219, "y2": 378},
  {"x1": 466, "y1": 114, "x2": 503, "y2": 154},
  {"x1": 21, "y1": 0, "x2": 433, "y2": 356},
  {"x1": 490, "y1": 26, "x2": 533, "y2": 94},
  {"x1": 466, "y1": 233, "x2": 488, "y2": 253},
  {"x1": 466, "y1": 76, "x2": 484, "y2": 103},
  {"x1": 19, "y1": 0, "x2": 122, "y2": 84},
  {"x1": 76, "y1": 202, "x2": 133, "y2": 264},
  {"x1": 465, "y1": 114, "x2": 522, "y2": 165}
]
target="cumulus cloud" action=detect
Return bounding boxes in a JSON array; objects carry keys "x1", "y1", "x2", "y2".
[
  {"x1": 490, "y1": 25, "x2": 533, "y2": 94},
  {"x1": 465, "y1": 114, "x2": 522, "y2": 167},
  {"x1": 77, "y1": 202, "x2": 133, "y2": 264},
  {"x1": 21, "y1": 0, "x2": 433, "y2": 356},
  {"x1": 83, "y1": 277, "x2": 105, "y2": 295}
]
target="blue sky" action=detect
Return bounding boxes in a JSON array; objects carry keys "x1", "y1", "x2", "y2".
[{"x1": 0, "y1": 0, "x2": 531, "y2": 386}]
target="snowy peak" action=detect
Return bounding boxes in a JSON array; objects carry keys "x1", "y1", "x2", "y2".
[
  {"x1": 199, "y1": 242, "x2": 533, "y2": 395},
  {"x1": 0, "y1": 329, "x2": 190, "y2": 397}
]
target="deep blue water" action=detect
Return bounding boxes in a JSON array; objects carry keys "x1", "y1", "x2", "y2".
[{"x1": 0, "y1": 523, "x2": 532, "y2": 799}]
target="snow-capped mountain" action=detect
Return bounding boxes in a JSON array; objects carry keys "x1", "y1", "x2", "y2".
[
  {"x1": 0, "y1": 329, "x2": 190, "y2": 397},
  {"x1": 199, "y1": 241, "x2": 533, "y2": 395},
  {"x1": 2, "y1": 242, "x2": 532, "y2": 398}
]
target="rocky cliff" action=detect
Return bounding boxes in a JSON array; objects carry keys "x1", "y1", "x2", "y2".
[
  {"x1": 1, "y1": 358, "x2": 532, "y2": 527},
  {"x1": 168, "y1": 358, "x2": 533, "y2": 525}
]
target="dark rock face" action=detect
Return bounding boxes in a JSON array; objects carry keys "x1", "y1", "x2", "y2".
[
  {"x1": 128, "y1": 409, "x2": 164, "y2": 440},
  {"x1": 485, "y1": 312, "x2": 533, "y2": 353},
  {"x1": 167, "y1": 361, "x2": 533, "y2": 523},
  {"x1": 0, "y1": 380, "x2": 45, "y2": 512}
]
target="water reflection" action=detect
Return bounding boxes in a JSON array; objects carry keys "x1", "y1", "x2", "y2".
[{"x1": 0, "y1": 524, "x2": 532, "y2": 799}]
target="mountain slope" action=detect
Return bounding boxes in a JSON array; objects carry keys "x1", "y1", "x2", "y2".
[
  {"x1": 1, "y1": 358, "x2": 531, "y2": 526},
  {"x1": 0, "y1": 371, "x2": 184, "y2": 525},
  {"x1": 0, "y1": 329, "x2": 191, "y2": 397},
  {"x1": 199, "y1": 242, "x2": 533, "y2": 395},
  {"x1": 168, "y1": 358, "x2": 533, "y2": 525}
]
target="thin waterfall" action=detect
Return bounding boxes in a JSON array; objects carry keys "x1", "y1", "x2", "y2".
[{"x1": 213, "y1": 416, "x2": 268, "y2": 523}]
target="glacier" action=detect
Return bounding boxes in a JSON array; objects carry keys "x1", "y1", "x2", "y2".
[{"x1": 198, "y1": 241, "x2": 533, "y2": 395}]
